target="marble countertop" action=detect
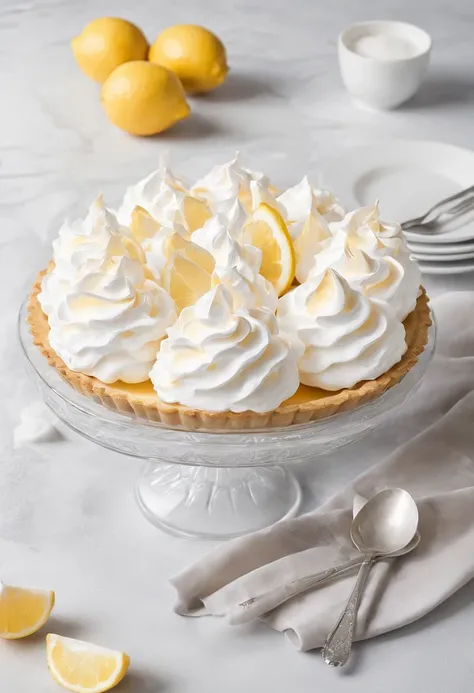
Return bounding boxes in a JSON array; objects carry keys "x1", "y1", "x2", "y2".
[{"x1": 2, "y1": 0, "x2": 474, "y2": 690}]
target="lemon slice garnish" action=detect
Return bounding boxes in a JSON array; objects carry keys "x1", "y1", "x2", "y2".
[
  {"x1": 165, "y1": 252, "x2": 213, "y2": 313},
  {"x1": 131, "y1": 197, "x2": 210, "y2": 240},
  {"x1": 167, "y1": 232, "x2": 215, "y2": 274},
  {"x1": 183, "y1": 196, "x2": 212, "y2": 232},
  {"x1": 243, "y1": 203, "x2": 295, "y2": 296},
  {"x1": 46, "y1": 634, "x2": 130, "y2": 693},
  {"x1": 130, "y1": 206, "x2": 161, "y2": 243},
  {"x1": 162, "y1": 233, "x2": 215, "y2": 312},
  {"x1": 0, "y1": 583, "x2": 55, "y2": 639}
]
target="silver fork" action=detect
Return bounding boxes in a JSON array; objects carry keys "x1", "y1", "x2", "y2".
[{"x1": 401, "y1": 184, "x2": 474, "y2": 232}]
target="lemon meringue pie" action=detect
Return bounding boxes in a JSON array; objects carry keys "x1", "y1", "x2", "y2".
[{"x1": 28, "y1": 157, "x2": 431, "y2": 431}]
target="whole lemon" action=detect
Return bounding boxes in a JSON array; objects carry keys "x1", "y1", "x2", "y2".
[
  {"x1": 72, "y1": 17, "x2": 149, "y2": 83},
  {"x1": 149, "y1": 25, "x2": 228, "y2": 94},
  {"x1": 101, "y1": 61, "x2": 190, "y2": 136}
]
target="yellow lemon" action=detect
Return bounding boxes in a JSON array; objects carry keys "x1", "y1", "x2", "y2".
[
  {"x1": 243, "y1": 203, "x2": 296, "y2": 296},
  {"x1": 46, "y1": 634, "x2": 130, "y2": 693},
  {"x1": 0, "y1": 583, "x2": 55, "y2": 639},
  {"x1": 71, "y1": 17, "x2": 148, "y2": 84},
  {"x1": 101, "y1": 61, "x2": 190, "y2": 136},
  {"x1": 149, "y1": 24, "x2": 228, "y2": 94}
]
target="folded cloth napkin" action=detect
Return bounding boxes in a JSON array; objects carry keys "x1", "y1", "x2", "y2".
[{"x1": 171, "y1": 291, "x2": 474, "y2": 651}]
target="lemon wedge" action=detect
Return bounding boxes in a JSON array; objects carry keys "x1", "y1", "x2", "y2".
[
  {"x1": 167, "y1": 232, "x2": 215, "y2": 274},
  {"x1": 243, "y1": 203, "x2": 295, "y2": 296},
  {"x1": 131, "y1": 206, "x2": 161, "y2": 243},
  {"x1": 161, "y1": 233, "x2": 215, "y2": 312},
  {"x1": 0, "y1": 583, "x2": 55, "y2": 639},
  {"x1": 166, "y1": 253, "x2": 213, "y2": 313},
  {"x1": 121, "y1": 234, "x2": 147, "y2": 265},
  {"x1": 46, "y1": 634, "x2": 130, "y2": 693},
  {"x1": 131, "y1": 196, "x2": 210, "y2": 239},
  {"x1": 183, "y1": 195, "x2": 212, "y2": 232}
]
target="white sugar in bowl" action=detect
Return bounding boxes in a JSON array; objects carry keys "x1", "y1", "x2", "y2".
[{"x1": 338, "y1": 20, "x2": 432, "y2": 110}]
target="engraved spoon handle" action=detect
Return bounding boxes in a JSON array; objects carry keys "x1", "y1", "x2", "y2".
[
  {"x1": 322, "y1": 556, "x2": 374, "y2": 667},
  {"x1": 232, "y1": 556, "x2": 362, "y2": 625}
]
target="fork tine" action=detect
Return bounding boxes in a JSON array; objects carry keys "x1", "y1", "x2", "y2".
[
  {"x1": 447, "y1": 195, "x2": 474, "y2": 216},
  {"x1": 407, "y1": 198, "x2": 474, "y2": 235},
  {"x1": 426, "y1": 184, "x2": 474, "y2": 218},
  {"x1": 402, "y1": 184, "x2": 474, "y2": 230}
]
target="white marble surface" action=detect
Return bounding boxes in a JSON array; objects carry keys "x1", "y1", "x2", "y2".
[{"x1": 2, "y1": 0, "x2": 474, "y2": 690}]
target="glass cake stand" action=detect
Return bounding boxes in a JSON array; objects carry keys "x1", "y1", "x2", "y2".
[{"x1": 19, "y1": 300, "x2": 435, "y2": 540}]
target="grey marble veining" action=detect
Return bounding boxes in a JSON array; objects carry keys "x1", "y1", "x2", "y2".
[{"x1": 1, "y1": 0, "x2": 474, "y2": 691}]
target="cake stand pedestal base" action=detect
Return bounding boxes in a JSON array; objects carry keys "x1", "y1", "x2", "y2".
[{"x1": 135, "y1": 462, "x2": 302, "y2": 540}]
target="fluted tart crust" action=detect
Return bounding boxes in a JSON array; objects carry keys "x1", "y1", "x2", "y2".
[{"x1": 28, "y1": 271, "x2": 431, "y2": 431}]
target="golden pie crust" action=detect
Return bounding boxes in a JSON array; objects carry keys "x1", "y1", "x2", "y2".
[{"x1": 28, "y1": 271, "x2": 431, "y2": 431}]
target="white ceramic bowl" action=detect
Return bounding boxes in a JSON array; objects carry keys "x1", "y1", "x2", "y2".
[{"x1": 338, "y1": 20, "x2": 432, "y2": 110}]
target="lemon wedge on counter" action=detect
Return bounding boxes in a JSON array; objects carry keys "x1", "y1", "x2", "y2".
[
  {"x1": 101, "y1": 61, "x2": 190, "y2": 136},
  {"x1": 243, "y1": 203, "x2": 295, "y2": 296},
  {"x1": 0, "y1": 582, "x2": 55, "y2": 639},
  {"x1": 149, "y1": 24, "x2": 228, "y2": 94},
  {"x1": 71, "y1": 17, "x2": 149, "y2": 83},
  {"x1": 46, "y1": 634, "x2": 130, "y2": 693}
]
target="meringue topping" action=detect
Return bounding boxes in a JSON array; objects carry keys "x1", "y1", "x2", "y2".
[
  {"x1": 150, "y1": 284, "x2": 299, "y2": 413},
  {"x1": 308, "y1": 203, "x2": 421, "y2": 320},
  {"x1": 118, "y1": 166, "x2": 210, "y2": 232},
  {"x1": 278, "y1": 176, "x2": 345, "y2": 224},
  {"x1": 277, "y1": 269, "x2": 407, "y2": 390},
  {"x1": 39, "y1": 197, "x2": 176, "y2": 383},
  {"x1": 191, "y1": 154, "x2": 269, "y2": 213},
  {"x1": 192, "y1": 215, "x2": 277, "y2": 311},
  {"x1": 38, "y1": 158, "x2": 423, "y2": 412}
]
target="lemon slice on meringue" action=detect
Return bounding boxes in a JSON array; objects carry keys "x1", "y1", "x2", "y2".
[
  {"x1": 243, "y1": 203, "x2": 295, "y2": 296},
  {"x1": 130, "y1": 206, "x2": 161, "y2": 243},
  {"x1": 183, "y1": 195, "x2": 212, "y2": 232},
  {"x1": 161, "y1": 233, "x2": 215, "y2": 313},
  {"x1": 165, "y1": 253, "x2": 213, "y2": 313},
  {"x1": 167, "y1": 232, "x2": 215, "y2": 274}
]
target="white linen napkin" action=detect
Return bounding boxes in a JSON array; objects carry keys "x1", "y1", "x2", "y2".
[{"x1": 171, "y1": 291, "x2": 474, "y2": 651}]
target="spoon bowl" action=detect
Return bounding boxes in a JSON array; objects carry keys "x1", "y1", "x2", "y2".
[{"x1": 351, "y1": 487, "x2": 419, "y2": 555}]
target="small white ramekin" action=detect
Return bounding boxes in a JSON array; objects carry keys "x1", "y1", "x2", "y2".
[{"x1": 338, "y1": 20, "x2": 432, "y2": 110}]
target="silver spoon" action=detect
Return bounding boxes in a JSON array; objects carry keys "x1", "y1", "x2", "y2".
[
  {"x1": 232, "y1": 532, "x2": 420, "y2": 625},
  {"x1": 322, "y1": 488, "x2": 419, "y2": 667}
]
